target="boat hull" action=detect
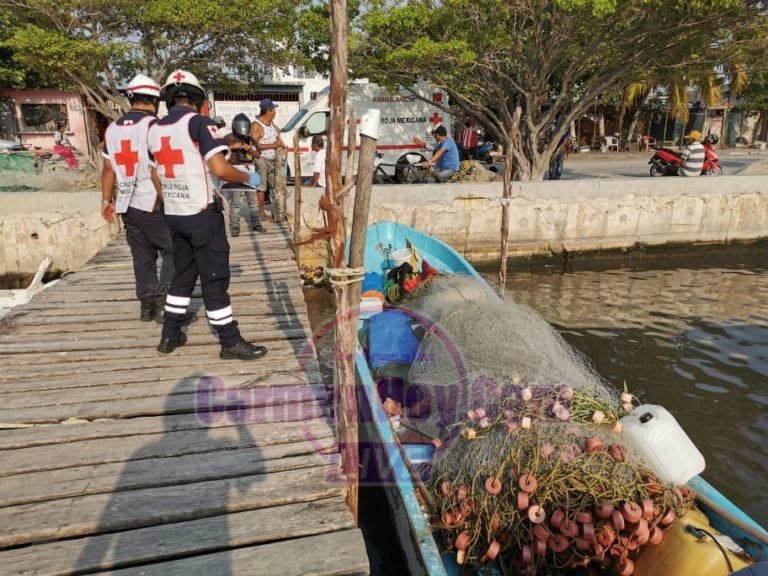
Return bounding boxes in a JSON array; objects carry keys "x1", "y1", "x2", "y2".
[{"x1": 356, "y1": 220, "x2": 768, "y2": 573}]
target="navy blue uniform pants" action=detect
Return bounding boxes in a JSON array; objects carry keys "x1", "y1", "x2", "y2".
[
  {"x1": 162, "y1": 209, "x2": 241, "y2": 347},
  {"x1": 121, "y1": 206, "x2": 174, "y2": 301}
]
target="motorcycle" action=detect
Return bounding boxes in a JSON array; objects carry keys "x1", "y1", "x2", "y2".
[
  {"x1": 472, "y1": 141, "x2": 495, "y2": 164},
  {"x1": 648, "y1": 135, "x2": 722, "y2": 177}
]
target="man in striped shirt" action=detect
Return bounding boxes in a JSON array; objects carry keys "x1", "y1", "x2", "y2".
[{"x1": 680, "y1": 130, "x2": 705, "y2": 177}]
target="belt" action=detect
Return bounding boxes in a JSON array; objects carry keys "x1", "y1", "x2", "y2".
[{"x1": 203, "y1": 203, "x2": 216, "y2": 211}]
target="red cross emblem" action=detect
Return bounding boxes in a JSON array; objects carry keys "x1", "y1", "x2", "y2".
[
  {"x1": 113, "y1": 139, "x2": 138, "y2": 178},
  {"x1": 429, "y1": 112, "x2": 443, "y2": 125},
  {"x1": 154, "y1": 136, "x2": 184, "y2": 178},
  {"x1": 173, "y1": 71, "x2": 185, "y2": 83}
]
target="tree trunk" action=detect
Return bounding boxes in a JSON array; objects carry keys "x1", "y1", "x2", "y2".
[
  {"x1": 625, "y1": 106, "x2": 645, "y2": 151},
  {"x1": 598, "y1": 110, "x2": 606, "y2": 138}
]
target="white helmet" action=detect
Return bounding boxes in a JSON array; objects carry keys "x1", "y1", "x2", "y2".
[
  {"x1": 160, "y1": 69, "x2": 206, "y2": 107},
  {"x1": 123, "y1": 74, "x2": 161, "y2": 99}
]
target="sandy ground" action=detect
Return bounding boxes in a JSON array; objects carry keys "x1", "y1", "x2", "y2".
[{"x1": 1, "y1": 165, "x2": 100, "y2": 192}]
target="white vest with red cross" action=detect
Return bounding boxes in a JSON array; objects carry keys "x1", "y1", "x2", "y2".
[
  {"x1": 147, "y1": 112, "x2": 216, "y2": 216},
  {"x1": 105, "y1": 114, "x2": 157, "y2": 213}
]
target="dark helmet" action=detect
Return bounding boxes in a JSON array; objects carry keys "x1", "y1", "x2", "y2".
[
  {"x1": 232, "y1": 113, "x2": 251, "y2": 138},
  {"x1": 160, "y1": 69, "x2": 206, "y2": 109},
  {"x1": 706, "y1": 133, "x2": 719, "y2": 145}
]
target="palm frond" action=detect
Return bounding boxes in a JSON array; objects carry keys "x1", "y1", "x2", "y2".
[
  {"x1": 668, "y1": 83, "x2": 689, "y2": 123},
  {"x1": 730, "y1": 64, "x2": 748, "y2": 96}
]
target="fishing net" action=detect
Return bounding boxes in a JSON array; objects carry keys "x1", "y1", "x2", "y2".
[
  {"x1": 427, "y1": 413, "x2": 693, "y2": 574},
  {"x1": 397, "y1": 275, "x2": 617, "y2": 438},
  {"x1": 379, "y1": 274, "x2": 694, "y2": 574}
]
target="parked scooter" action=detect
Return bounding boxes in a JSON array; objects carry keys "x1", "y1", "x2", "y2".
[
  {"x1": 648, "y1": 134, "x2": 722, "y2": 176},
  {"x1": 472, "y1": 141, "x2": 495, "y2": 164}
]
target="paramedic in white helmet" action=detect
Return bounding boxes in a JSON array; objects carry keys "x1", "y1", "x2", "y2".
[
  {"x1": 147, "y1": 69, "x2": 267, "y2": 361},
  {"x1": 101, "y1": 74, "x2": 192, "y2": 324}
]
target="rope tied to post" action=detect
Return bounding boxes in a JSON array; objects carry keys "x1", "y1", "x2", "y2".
[{"x1": 326, "y1": 266, "x2": 366, "y2": 286}]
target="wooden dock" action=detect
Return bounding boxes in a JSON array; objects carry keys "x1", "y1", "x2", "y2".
[{"x1": 0, "y1": 225, "x2": 369, "y2": 576}]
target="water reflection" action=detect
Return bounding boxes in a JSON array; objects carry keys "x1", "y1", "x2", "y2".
[{"x1": 490, "y1": 256, "x2": 768, "y2": 528}]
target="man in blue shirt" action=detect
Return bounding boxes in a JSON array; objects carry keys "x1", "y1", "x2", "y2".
[{"x1": 414, "y1": 125, "x2": 460, "y2": 182}]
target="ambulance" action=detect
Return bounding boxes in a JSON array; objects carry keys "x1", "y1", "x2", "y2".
[{"x1": 280, "y1": 82, "x2": 451, "y2": 183}]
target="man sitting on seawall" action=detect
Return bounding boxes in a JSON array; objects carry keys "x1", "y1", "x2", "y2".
[{"x1": 413, "y1": 125, "x2": 460, "y2": 183}]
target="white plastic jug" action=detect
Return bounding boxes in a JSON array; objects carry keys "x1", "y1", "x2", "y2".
[{"x1": 620, "y1": 404, "x2": 705, "y2": 486}]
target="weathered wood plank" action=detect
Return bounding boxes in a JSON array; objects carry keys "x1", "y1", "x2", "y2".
[
  {"x1": 108, "y1": 529, "x2": 369, "y2": 576},
  {"x1": 0, "y1": 364, "x2": 311, "y2": 387},
  {"x1": 0, "y1": 326, "x2": 312, "y2": 352},
  {"x1": 6, "y1": 291, "x2": 309, "y2": 314},
  {"x1": 0, "y1": 372, "x2": 322, "y2": 408},
  {"x1": 1, "y1": 438, "x2": 339, "y2": 507},
  {"x1": 0, "y1": 366, "x2": 322, "y2": 394},
  {"x1": 0, "y1": 348, "x2": 316, "y2": 380},
  {"x1": 58, "y1": 265, "x2": 301, "y2": 282},
  {"x1": 0, "y1": 383, "x2": 327, "y2": 426},
  {"x1": 0, "y1": 498, "x2": 354, "y2": 576},
  {"x1": 4, "y1": 310, "x2": 308, "y2": 332},
  {"x1": 28, "y1": 286, "x2": 304, "y2": 305},
  {"x1": 0, "y1": 463, "x2": 346, "y2": 547},
  {"x1": 0, "y1": 413, "x2": 334, "y2": 477},
  {"x1": 0, "y1": 412, "x2": 333, "y2": 451},
  {"x1": 53, "y1": 272, "x2": 303, "y2": 293}
]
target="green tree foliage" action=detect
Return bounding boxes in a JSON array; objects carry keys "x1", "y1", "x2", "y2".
[
  {"x1": 296, "y1": 0, "x2": 362, "y2": 75},
  {"x1": 353, "y1": 0, "x2": 765, "y2": 180},
  {"x1": 0, "y1": 7, "x2": 53, "y2": 88},
  {"x1": 0, "y1": 0, "x2": 304, "y2": 119}
]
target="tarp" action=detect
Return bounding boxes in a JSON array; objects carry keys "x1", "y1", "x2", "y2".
[{"x1": 0, "y1": 151, "x2": 37, "y2": 174}]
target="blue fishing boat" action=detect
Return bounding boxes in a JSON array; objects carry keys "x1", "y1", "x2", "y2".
[{"x1": 355, "y1": 220, "x2": 768, "y2": 576}]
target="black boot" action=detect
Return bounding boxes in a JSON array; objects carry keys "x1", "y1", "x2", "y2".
[
  {"x1": 154, "y1": 295, "x2": 166, "y2": 324},
  {"x1": 157, "y1": 332, "x2": 187, "y2": 354},
  {"x1": 220, "y1": 339, "x2": 268, "y2": 361},
  {"x1": 140, "y1": 299, "x2": 156, "y2": 322}
]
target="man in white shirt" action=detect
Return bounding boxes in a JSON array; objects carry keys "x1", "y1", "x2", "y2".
[{"x1": 307, "y1": 135, "x2": 326, "y2": 187}]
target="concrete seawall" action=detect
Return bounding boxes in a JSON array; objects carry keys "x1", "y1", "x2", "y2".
[
  {"x1": 291, "y1": 175, "x2": 768, "y2": 264},
  {"x1": 0, "y1": 192, "x2": 117, "y2": 276},
  {"x1": 3, "y1": 175, "x2": 767, "y2": 274}
]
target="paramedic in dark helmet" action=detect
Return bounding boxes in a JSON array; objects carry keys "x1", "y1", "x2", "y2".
[
  {"x1": 147, "y1": 69, "x2": 267, "y2": 361},
  {"x1": 101, "y1": 74, "x2": 186, "y2": 324}
]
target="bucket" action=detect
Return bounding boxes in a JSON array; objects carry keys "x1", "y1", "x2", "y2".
[
  {"x1": 392, "y1": 248, "x2": 413, "y2": 267},
  {"x1": 621, "y1": 404, "x2": 705, "y2": 485}
]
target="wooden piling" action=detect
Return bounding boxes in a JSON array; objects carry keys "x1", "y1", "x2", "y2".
[
  {"x1": 293, "y1": 132, "x2": 302, "y2": 264},
  {"x1": 274, "y1": 146, "x2": 287, "y2": 222},
  {"x1": 328, "y1": 0, "x2": 358, "y2": 524}
]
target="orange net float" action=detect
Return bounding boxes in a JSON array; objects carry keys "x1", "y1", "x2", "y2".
[{"x1": 360, "y1": 289, "x2": 385, "y2": 303}]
